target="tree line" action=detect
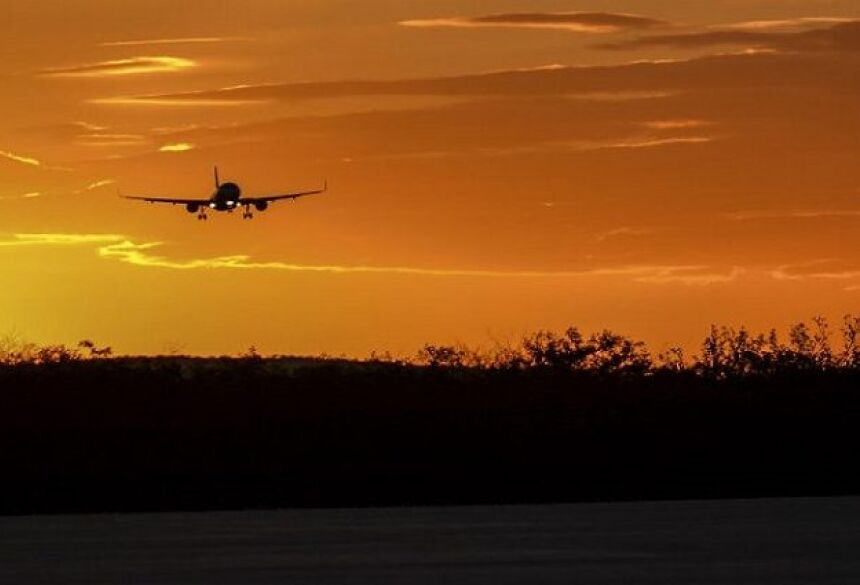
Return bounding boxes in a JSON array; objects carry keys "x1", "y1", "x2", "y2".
[
  {"x1": 4, "y1": 315, "x2": 860, "y2": 378},
  {"x1": 418, "y1": 315, "x2": 860, "y2": 376}
]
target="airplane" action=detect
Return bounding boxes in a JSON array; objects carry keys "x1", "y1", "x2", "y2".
[{"x1": 123, "y1": 167, "x2": 326, "y2": 220}]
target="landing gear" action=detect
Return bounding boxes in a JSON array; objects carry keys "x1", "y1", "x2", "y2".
[
  {"x1": 197, "y1": 210, "x2": 208, "y2": 221},
  {"x1": 242, "y1": 204, "x2": 253, "y2": 220}
]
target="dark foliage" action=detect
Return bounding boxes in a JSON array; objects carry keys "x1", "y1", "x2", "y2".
[{"x1": 2, "y1": 317, "x2": 860, "y2": 515}]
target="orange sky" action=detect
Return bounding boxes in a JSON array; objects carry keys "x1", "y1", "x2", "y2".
[{"x1": 2, "y1": 1, "x2": 860, "y2": 357}]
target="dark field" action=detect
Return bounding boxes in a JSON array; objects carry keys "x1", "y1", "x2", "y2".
[
  {"x1": 2, "y1": 354, "x2": 860, "y2": 514},
  {"x1": 2, "y1": 497, "x2": 860, "y2": 584}
]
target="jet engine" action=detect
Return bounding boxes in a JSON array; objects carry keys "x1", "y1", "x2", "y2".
[
  {"x1": 186, "y1": 203, "x2": 199, "y2": 213},
  {"x1": 254, "y1": 201, "x2": 269, "y2": 212}
]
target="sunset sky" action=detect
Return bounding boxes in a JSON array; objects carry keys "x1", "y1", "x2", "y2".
[{"x1": 2, "y1": 0, "x2": 860, "y2": 357}]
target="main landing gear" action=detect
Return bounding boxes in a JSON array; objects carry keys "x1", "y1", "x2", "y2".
[
  {"x1": 197, "y1": 210, "x2": 208, "y2": 221},
  {"x1": 242, "y1": 204, "x2": 254, "y2": 220}
]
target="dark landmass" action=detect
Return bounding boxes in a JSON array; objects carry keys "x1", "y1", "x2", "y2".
[{"x1": 3, "y1": 319, "x2": 860, "y2": 515}]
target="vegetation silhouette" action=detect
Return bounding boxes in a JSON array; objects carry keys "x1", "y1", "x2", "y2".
[{"x1": 2, "y1": 316, "x2": 860, "y2": 515}]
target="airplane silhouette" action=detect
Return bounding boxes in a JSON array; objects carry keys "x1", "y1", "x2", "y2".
[{"x1": 123, "y1": 167, "x2": 326, "y2": 220}]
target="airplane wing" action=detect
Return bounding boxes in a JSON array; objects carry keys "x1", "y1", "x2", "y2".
[
  {"x1": 240, "y1": 182, "x2": 327, "y2": 205},
  {"x1": 123, "y1": 195, "x2": 210, "y2": 205}
]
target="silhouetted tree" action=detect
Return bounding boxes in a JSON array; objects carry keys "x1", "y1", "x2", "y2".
[
  {"x1": 584, "y1": 330, "x2": 651, "y2": 374},
  {"x1": 521, "y1": 327, "x2": 594, "y2": 370},
  {"x1": 418, "y1": 344, "x2": 484, "y2": 368},
  {"x1": 657, "y1": 346, "x2": 686, "y2": 372},
  {"x1": 697, "y1": 325, "x2": 765, "y2": 377},
  {"x1": 78, "y1": 339, "x2": 113, "y2": 359},
  {"x1": 518, "y1": 328, "x2": 650, "y2": 373},
  {"x1": 840, "y1": 314, "x2": 860, "y2": 368}
]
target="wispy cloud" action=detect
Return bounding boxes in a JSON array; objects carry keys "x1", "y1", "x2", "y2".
[
  {"x1": 99, "y1": 36, "x2": 246, "y2": 47},
  {"x1": 599, "y1": 136, "x2": 714, "y2": 150},
  {"x1": 0, "y1": 233, "x2": 739, "y2": 286},
  {"x1": 768, "y1": 259, "x2": 860, "y2": 292},
  {"x1": 642, "y1": 119, "x2": 710, "y2": 130},
  {"x1": 721, "y1": 17, "x2": 856, "y2": 32},
  {"x1": 73, "y1": 121, "x2": 107, "y2": 132},
  {"x1": 595, "y1": 227, "x2": 654, "y2": 242},
  {"x1": 599, "y1": 20, "x2": 860, "y2": 52},
  {"x1": 0, "y1": 234, "x2": 125, "y2": 247},
  {"x1": 770, "y1": 259, "x2": 860, "y2": 284},
  {"x1": 0, "y1": 150, "x2": 41, "y2": 166},
  {"x1": 84, "y1": 179, "x2": 115, "y2": 190},
  {"x1": 78, "y1": 133, "x2": 149, "y2": 147},
  {"x1": 346, "y1": 133, "x2": 716, "y2": 163},
  {"x1": 91, "y1": 96, "x2": 262, "y2": 107},
  {"x1": 401, "y1": 12, "x2": 668, "y2": 34},
  {"x1": 73, "y1": 179, "x2": 116, "y2": 195},
  {"x1": 159, "y1": 142, "x2": 195, "y2": 152},
  {"x1": 635, "y1": 266, "x2": 743, "y2": 286},
  {"x1": 514, "y1": 134, "x2": 716, "y2": 155},
  {"x1": 97, "y1": 241, "x2": 742, "y2": 286},
  {"x1": 102, "y1": 49, "x2": 850, "y2": 107},
  {"x1": 727, "y1": 209, "x2": 860, "y2": 221},
  {"x1": 41, "y1": 56, "x2": 196, "y2": 78},
  {"x1": 0, "y1": 192, "x2": 41, "y2": 201}
]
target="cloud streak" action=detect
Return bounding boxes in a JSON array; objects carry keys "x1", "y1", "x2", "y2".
[
  {"x1": 0, "y1": 192, "x2": 41, "y2": 201},
  {"x1": 770, "y1": 260, "x2": 860, "y2": 285},
  {"x1": 595, "y1": 227, "x2": 654, "y2": 242},
  {"x1": 0, "y1": 234, "x2": 125, "y2": 247},
  {"x1": 0, "y1": 150, "x2": 41, "y2": 166},
  {"x1": 642, "y1": 119, "x2": 710, "y2": 130},
  {"x1": 599, "y1": 20, "x2": 860, "y2": 52},
  {"x1": 727, "y1": 209, "x2": 860, "y2": 221},
  {"x1": 100, "y1": 49, "x2": 857, "y2": 107},
  {"x1": 599, "y1": 136, "x2": 714, "y2": 149},
  {"x1": 401, "y1": 12, "x2": 667, "y2": 33},
  {"x1": 91, "y1": 95, "x2": 263, "y2": 107},
  {"x1": 159, "y1": 142, "x2": 194, "y2": 152},
  {"x1": 78, "y1": 133, "x2": 148, "y2": 147},
  {"x1": 99, "y1": 36, "x2": 245, "y2": 47},
  {"x1": 41, "y1": 56, "x2": 196, "y2": 77},
  {"x1": 721, "y1": 17, "x2": 856, "y2": 32},
  {"x1": 75, "y1": 179, "x2": 116, "y2": 195},
  {"x1": 0, "y1": 233, "x2": 739, "y2": 286}
]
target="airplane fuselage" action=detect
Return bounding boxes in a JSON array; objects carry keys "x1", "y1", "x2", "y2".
[
  {"x1": 185, "y1": 182, "x2": 243, "y2": 213},
  {"x1": 209, "y1": 182, "x2": 242, "y2": 211}
]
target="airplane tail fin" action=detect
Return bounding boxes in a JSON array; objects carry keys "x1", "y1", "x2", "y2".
[{"x1": 214, "y1": 166, "x2": 220, "y2": 189}]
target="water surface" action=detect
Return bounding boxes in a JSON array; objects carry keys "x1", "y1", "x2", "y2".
[{"x1": 2, "y1": 496, "x2": 859, "y2": 584}]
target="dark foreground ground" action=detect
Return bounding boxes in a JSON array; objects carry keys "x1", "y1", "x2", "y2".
[
  {"x1": 2, "y1": 497, "x2": 859, "y2": 584},
  {"x1": 3, "y1": 357, "x2": 860, "y2": 514}
]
